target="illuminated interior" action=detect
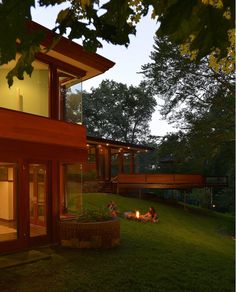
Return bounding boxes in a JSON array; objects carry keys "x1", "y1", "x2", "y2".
[
  {"x1": 0, "y1": 56, "x2": 84, "y2": 124},
  {"x1": 0, "y1": 162, "x2": 48, "y2": 241},
  {"x1": 0, "y1": 163, "x2": 17, "y2": 242},
  {"x1": 0, "y1": 58, "x2": 49, "y2": 117},
  {"x1": 29, "y1": 164, "x2": 47, "y2": 237}
]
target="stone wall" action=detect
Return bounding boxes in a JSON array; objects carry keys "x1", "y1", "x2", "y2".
[{"x1": 60, "y1": 219, "x2": 120, "y2": 249}]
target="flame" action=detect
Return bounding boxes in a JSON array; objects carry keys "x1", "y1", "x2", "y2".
[{"x1": 136, "y1": 211, "x2": 140, "y2": 219}]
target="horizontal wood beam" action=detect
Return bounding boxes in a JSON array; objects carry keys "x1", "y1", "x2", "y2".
[
  {"x1": 0, "y1": 108, "x2": 86, "y2": 149},
  {"x1": 117, "y1": 183, "x2": 203, "y2": 190}
]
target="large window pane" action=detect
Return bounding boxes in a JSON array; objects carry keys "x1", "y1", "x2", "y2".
[
  {"x1": 58, "y1": 70, "x2": 82, "y2": 124},
  {"x1": 60, "y1": 163, "x2": 82, "y2": 218},
  {"x1": 0, "y1": 58, "x2": 49, "y2": 117},
  {"x1": 111, "y1": 149, "x2": 119, "y2": 177},
  {"x1": 84, "y1": 145, "x2": 96, "y2": 180},
  {"x1": 0, "y1": 163, "x2": 18, "y2": 242},
  {"x1": 124, "y1": 153, "x2": 131, "y2": 174},
  {"x1": 29, "y1": 164, "x2": 47, "y2": 237}
]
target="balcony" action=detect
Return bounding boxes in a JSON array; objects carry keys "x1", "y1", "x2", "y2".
[{"x1": 0, "y1": 108, "x2": 86, "y2": 149}]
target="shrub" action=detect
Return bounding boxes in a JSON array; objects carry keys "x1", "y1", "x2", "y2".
[{"x1": 76, "y1": 209, "x2": 114, "y2": 222}]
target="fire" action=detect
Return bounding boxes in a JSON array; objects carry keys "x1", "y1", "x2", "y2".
[{"x1": 136, "y1": 211, "x2": 140, "y2": 219}]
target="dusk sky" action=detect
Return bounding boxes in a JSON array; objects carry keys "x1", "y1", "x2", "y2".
[{"x1": 31, "y1": 3, "x2": 175, "y2": 136}]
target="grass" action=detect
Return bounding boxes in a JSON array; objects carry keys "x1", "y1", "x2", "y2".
[{"x1": 0, "y1": 193, "x2": 235, "y2": 292}]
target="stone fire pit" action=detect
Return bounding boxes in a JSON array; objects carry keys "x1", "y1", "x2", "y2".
[{"x1": 60, "y1": 219, "x2": 120, "y2": 249}]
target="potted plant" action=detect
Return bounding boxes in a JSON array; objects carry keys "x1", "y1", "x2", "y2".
[{"x1": 60, "y1": 208, "x2": 120, "y2": 249}]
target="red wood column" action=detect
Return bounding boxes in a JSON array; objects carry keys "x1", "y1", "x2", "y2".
[
  {"x1": 119, "y1": 149, "x2": 124, "y2": 173},
  {"x1": 49, "y1": 63, "x2": 59, "y2": 120},
  {"x1": 49, "y1": 160, "x2": 60, "y2": 242},
  {"x1": 95, "y1": 145, "x2": 100, "y2": 179},
  {"x1": 19, "y1": 159, "x2": 29, "y2": 248},
  {"x1": 130, "y1": 151, "x2": 135, "y2": 174},
  {"x1": 59, "y1": 163, "x2": 65, "y2": 215},
  {"x1": 105, "y1": 147, "x2": 111, "y2": 180}
]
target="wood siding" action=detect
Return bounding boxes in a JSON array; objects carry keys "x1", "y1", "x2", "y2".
[
  {"x1": 0, "y1": 108, "x2": 87, "y2": 149},
  {"x1": 27, "y1": 21, "x2": 115, "y2": 76},
  {"x1": 117, "y1": 173, "x2": 205, "y2": 190}
]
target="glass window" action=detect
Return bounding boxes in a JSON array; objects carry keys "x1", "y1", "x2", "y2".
[
  {"x1": 60, "y1": 163, "x2": 82, "y2": 218},
  {"x1": 29, "y1": 164, "x2": 47, "y2": 237},
  {"x1": 111, "y1": 149, "x2": 119, "y2": 177},
  {"x1": 83, "y1": 145, "x2": 96, "y2": 181},
  {"x1": 88, "y1": 146, "x2": 96, "y2": 164},
  {"x1": 0, "y1": 58, "x2": 49, "y2": 117},
  {"x1": 124, "y1": 153, "x2": 131, "y2": 174},
  {"x1": 0, "y1": 163, "x2": 18, "y2": 242},
  {"x1": 58, "y1": 70, "x2": 82, "y2": 124},
  {"x1": 98, "y1": 146, "x2": 105, "y2": 179}
]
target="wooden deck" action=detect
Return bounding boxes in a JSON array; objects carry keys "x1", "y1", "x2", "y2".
[
  {"x1": 116, "y1": 173, "x2": 204, "y2": 192},
  {"x1": 115, "y1": 174, "x2": 227, "y2": 192}
]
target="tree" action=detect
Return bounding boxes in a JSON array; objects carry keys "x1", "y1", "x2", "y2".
[
  {"x1": 141, "y1": 36, "x2": 234, "y2": 135},
  {"x1": 142, "y1": 36, "x2": 235, "y2": 212},
  {"x1": 64, "y1": 91, "x2": 83, "y2": 124},
  {"x1": 0, "y1": 0, "x2": 234, "y2": 86},
  {"x1": 82, "y1": 79, "x2": 157, "y2": 144},
  {"x1": 141, "y1": 35, "x2": 234, "y2": 166}
]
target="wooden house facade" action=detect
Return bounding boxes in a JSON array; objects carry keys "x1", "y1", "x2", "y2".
[
  {"x1": 0, "y1": 21, "x2": 115, "y2": 253},
  {"x1": 1, "y1": 21, "x2": 223, "y2": 254}
]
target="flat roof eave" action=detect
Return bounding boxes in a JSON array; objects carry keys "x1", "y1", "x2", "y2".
[
  {"x1": 27, "y1": 21, "x2": 115, "y2": 80},
  {"x1": 86, "y1": 136, "x2": 155, "y2": 152}
]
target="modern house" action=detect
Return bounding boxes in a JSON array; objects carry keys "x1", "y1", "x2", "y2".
[
  {"x1": 0, "y1": 21, "x2": 119, "y2": 253},
  {"x1": 0, "y1": 21, "x2": 227, "y2": 254}
]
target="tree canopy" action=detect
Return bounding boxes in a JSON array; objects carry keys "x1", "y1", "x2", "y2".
[
  {"x1": 82, "y1": 80, "x2": 157, "y2": 144},
  {"x1": 142, "y1": 34, "x2": 234, "y2": 161},
  {"x1": 0, "y1": 0, "x2": 234, "y2": 86},
  {"x1": 141, "y1": 35, "x2": 235, "y2": 139},
  {"x1": 142, "y1": 35, "x2": 235, "y2": 212}
]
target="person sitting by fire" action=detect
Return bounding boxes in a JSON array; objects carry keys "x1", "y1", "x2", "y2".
[
  {"x1": 143, "y1": 206, "x2": 159, "y2": 223},
  {"x1": 107, "y1": 201, "x2": 119, "y2": 217}
]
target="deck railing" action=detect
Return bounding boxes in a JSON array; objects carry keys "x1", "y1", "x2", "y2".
[{"x1": 115, "y1": 173, "x2": 227, "y2": 192}]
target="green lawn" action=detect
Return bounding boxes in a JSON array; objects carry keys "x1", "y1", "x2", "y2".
[{"x1": 0, "y1": 193, "x2": 235, "y2": 292}]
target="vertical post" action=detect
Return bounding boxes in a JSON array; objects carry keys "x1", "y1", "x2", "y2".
[
  {"x1": 130, "y1": 151, "x2": 135, "y2": 174},
  {"x1": 59, "y1": 163, "x2": 65, "y2": 215},
  {"x1": 105, "y1": 146, "x2": 111, "y2": 181},
  {"x1": 80, "y1": 163, "x2": 83, "y2": 211},
  {"x1": 117, "y1": 183, "x2": 119, "y2": 194},
  {"x1": 210, "y1": 187, "x2": 213, "y2": 208},
  {"x1": 139, "y1": 189, "x2": 142, "y2": 199},
  {"x1": 95, "y1": 145, "x2": 100, "y2": 179},
  {"x1": 52, "y1": 160, "x2": 60, "y2": 243},
  {"x1": 119, "y1": 148, "x2": 124, "y2": 174},
  {"x1": 184, "y1": 191, "x2": 187, "y2": 211},
  {"x1": 80, "y1": 83, "x2": 83, "y2": 124},
  {"x1": 49, "y1": 64, "x2": 59, "y2": 120}
]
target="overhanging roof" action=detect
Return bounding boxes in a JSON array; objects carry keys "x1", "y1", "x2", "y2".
[
  {"x1": 27, "y1": 21, "x2": 115, "y2": 81},
  {"x1": 87, "y1": 136, "x2": 155, "y2": 152}
]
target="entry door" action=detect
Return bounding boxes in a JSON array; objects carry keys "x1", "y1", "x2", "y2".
[
  {"x1": 0, "y1": 161, "x2": 51, "y2": 253},
  {"x1": 29, "y1": 163, "x2": 48, "y2": 239},
  {"x1": 0, "y1": 162, "x2": 21, "y2": 253}
]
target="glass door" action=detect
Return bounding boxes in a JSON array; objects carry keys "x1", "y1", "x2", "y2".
[
  {"x1": 0, "y1": 163, "x2": 18, "y2": 243},
  {"x1": 0, "y1": 160, "x2": 51, "y2": 253},
  {"x1": 29, "y1": 164, "x2": 48, "y2": 238}
]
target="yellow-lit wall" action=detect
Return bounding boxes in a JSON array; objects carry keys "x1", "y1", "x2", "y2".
[
  {"x1": 0, "y1": 69, "x2": 49, "y2": 117},
  {"x1": 0, "y1": 182, "x2": 14, "y2": 220}
]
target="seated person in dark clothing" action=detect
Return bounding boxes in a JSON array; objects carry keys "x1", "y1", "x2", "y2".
[
  {"x1": 143, "y1": 206, "x2": 159, "y2": 222},
  {"x1": 107, "y1": 201, "x2": 119, "y2": 217}
]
